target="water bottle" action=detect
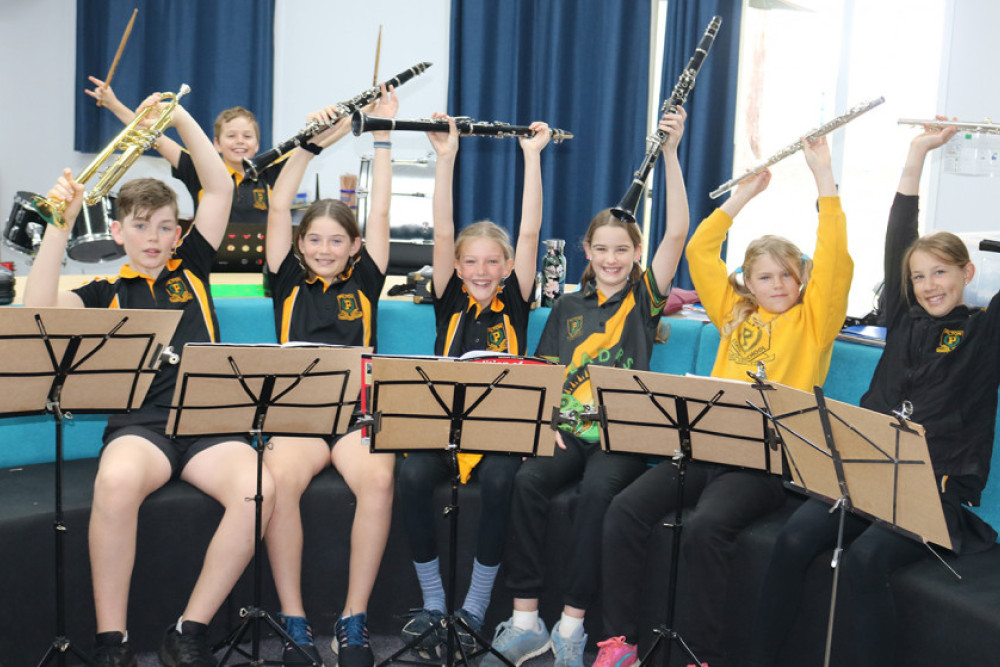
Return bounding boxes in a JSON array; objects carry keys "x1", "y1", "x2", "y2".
[{"x1": 541, "y1": 239, "x2": 567, "y2": 307}]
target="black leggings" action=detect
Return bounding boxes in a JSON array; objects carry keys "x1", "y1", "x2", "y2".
[
  {"x1": 397, "y1": 451, "x2": 521, "y2": 566},
  {"x1": 601, "y1": 461, "x2": 784, "y2": 664},
  {"x1": 747, "y1": 497, "x2": 927, "y2": 667}
]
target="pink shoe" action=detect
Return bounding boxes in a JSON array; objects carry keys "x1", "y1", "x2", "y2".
[{"x1": 592, "y1": 636, "x2": 638, "y2": 667}]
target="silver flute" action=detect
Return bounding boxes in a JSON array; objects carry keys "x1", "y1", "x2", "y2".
[
  {"x1": 710, "y1": 96, "x2": 885, "y2": 199},
  {"x1": 898, "y1": 118, "x2": 1000, "y2": 134}
]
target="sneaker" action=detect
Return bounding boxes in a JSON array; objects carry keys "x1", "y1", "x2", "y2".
[
  {"x1": 551, "y1": 621, "x2": 587, "y2": 667},
  {"x1": 332, "y1": 612, "x2": 374, "y2": 667},
  {"x1": 451, "y1": 608, "x2": 484, "y2": 658},
  {"x1": 278, "y1": 613, "x2": 323, "y2": 666},
  {"x1": 480, "y1": 617, "x2": 551, "y2": 667},
  {"x1": 592, "y1": 636, "x2": 637, "y2": 667},
  {"x1": 400, "y1": 608, "x2": 444, "y2": 659},
  {"x1": 92, "y1": 633, "x2": 137, "y2": 667},
  {"x1": 159, "y1": 622, "x2": 216, "y2": 667}
]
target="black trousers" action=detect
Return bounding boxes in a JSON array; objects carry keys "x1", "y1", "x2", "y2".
[
  {"x1": 504, "y1": 432, "x2": 648, "y2": 609},
  {"x1": 397, "y1": 451, "x2": 522, "y2": 566},
  {"x1": 746, "y1": 497, "x2": 927, "y2": 667},
  {"x1": 601, "y1": 461, "x2": 784, "y2": 665}
]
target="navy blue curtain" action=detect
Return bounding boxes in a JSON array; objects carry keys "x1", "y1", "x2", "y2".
[
  {"x1": 75, "y1": 0, "x2": 274, "y2": 153},
  {"x1": 448, "y1": 1, "x2": 651, "y2": 282},
  {"x1": 649, "y1": 0, "x2": 743, "y2": 289}
]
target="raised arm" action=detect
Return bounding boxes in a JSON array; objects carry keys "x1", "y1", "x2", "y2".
[
  {"x1": 167, "y1": 100, "x2": 232, "y2": 249},
  {"x1": 898, "y1": 116, "x2": 957, "y2": 195},
  {"x1": 265, "y1": 106, "x2": 352, "y2": 269},
  {"x1": 649, "y1": 108, "x2": 690, "y2": 292},
  {"x1": 365, "y1": 84, "x2": 398, "y2": 274},
  {"x1": 801, "y1": 135, "x2": 837, "y2": 198},
  {"x1": 23, "y1": 169, "x2": 86, "y2": 308},
  {"x1": 86, "y1": 77, "x2": 183, "y2": 168},
  {"x1": 512, "y1": 122, "x2": 552, "y2": 301},
  {"x1": 429, "y1": 115, "x2": 460, "y2": 299}
]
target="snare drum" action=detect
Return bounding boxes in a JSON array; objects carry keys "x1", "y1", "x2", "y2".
[
  {"x1": 4, "y1": 191, "x2": 124, "y2": 262},
  {"x1": 68, "y1": 195, "x2": 123, "y2": 262},
  {"x1": 4, "y1": 191, "x2": 47, "y2": 256}
]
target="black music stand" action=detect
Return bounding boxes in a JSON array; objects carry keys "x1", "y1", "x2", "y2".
[
  {"x1": 366, "y1": 355, "x2": 564, "y2": 667},
  {"x1": 0, "y1": 307, "x2": 181, "y2": 667},
  {"x1": 749, "y1": 381, "x2": 949, "y2": 667},
  {"x1": 587, "y1": 365, "x2": 779, "y2": 667},
  {"x1": 166, "y1": 342, "x2": 367, "y2": 667}
]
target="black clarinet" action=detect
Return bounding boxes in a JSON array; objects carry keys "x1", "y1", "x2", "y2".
[
  {"x1": 351, "y1": 113, "x2": 574, "y2": 143},
  {"x1": 611, "y1": 16, "x2": 721, "y2": 223},
  {"x1": 244, "y1": 61, "x2": 432, "y2": 180}
]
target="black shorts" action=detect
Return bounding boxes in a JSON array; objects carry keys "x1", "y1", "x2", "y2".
[{"x1": 102, "y1": 424, "x2": 252, "y2": 478}]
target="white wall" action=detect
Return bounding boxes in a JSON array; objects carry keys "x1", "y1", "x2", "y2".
[{"x1": 929, "y1": 0, "x2": 1000, "y2": 234}]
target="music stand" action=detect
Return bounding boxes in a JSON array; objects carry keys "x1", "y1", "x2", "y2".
[
  {"x1": 366, "y1": 355, "x2": 564, "y2": 667},
  {"x1": 0, "y1": 307, "x2": 181, "y2": 667},
  {"x1": 166, "y1": 342, "x2": 367, "y2": 667},
  {"x1": 587, "y1": 366, "x2": 778, "y2": 667},
  {"x1": 750, "y1": 381, "x2": 949, "y2": 667}
]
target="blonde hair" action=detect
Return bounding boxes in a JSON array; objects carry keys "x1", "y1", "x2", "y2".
[
  {"x1": 213, "y1": 107, "x2": 259, "y2": 141},
  {"x1": 901, "y1": 231, "x2": 971, "y2": 304},
  {"x1": 455, "y1": 221, "x2": 514, "y2": 261},
  {"x1": 579, "y1": 209, "x2": 643, "y2": 286},
  {"x1": 721, "y1": 235, "x2": 812, "y2": 337}
]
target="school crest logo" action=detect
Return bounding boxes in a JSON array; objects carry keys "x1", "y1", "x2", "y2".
[
  {"x1": 936, "y1": 327, "x2": 964, "y2": 353},
  {"x1": 165, "y1": 277, "x2": 193, "y2": 303},
  {"x1": 253, "y1": 189, "x2": 267, "y2": 210},
  {"x1": 729, "y1": 318, "x2": 774, "y2": 366},
  {"x1": 486, "y1": 323, "x2": 508, "y2": 352},
  {"x1": 567, "y1": 316, "x2": 583, "y2": 340},
  {"x1": 338, "y1": 294, "x2": 362, "y2": 320}
]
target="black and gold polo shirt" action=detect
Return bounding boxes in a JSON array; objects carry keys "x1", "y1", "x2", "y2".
[
  {"x1": 72, "y1": 226, "x2": 219, "y2": 427},
  {"x1": 535, "y1": 271, "x2": 667, "y2": 442},
  {"x1": 268, "y1": 247, "x2": 386, "y2": 348},
  {"x1": 172, "y1": 150, "x2": 286, "y2": 224},
  {"x1": 432, "y1": 270, "x2": 531, "y2": 358}
]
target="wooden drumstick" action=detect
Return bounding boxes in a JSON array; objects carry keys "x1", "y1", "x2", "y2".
[
  {"x1": 372, "y1": 25, "x2": 382, "y2": 87},
  {"x1": 98, "y1": 7, "x2": 138, "y2": 107}
]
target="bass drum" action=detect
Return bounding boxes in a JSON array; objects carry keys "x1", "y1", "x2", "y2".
[
  {"x1": 68, "y1": 195, "x2": 124, "y2": 262},
  {"x1": 4, "y1": 191, "x2": 47, "y2": 256}
]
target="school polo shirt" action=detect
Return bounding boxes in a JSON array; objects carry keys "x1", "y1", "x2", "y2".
[
  {"x1": 72, "y1": 226, "x2": 219, "y2": 427},
  {"x1": 172, "y1": 150, "x2": 285, "y2": 224},
  {"x1": 433, "y1": 270, "x2": 532, "y2": 357},
  {"x1": 268, "y1": 247, "x2": 386, "y2": 348},
  {"x1": 535, "y1": 271, "x2": 667, "y2": 442}
]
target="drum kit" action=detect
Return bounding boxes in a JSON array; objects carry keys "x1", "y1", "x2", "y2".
[{"x1": 3, "y1": 190, "x2": 125, "y2": 263}]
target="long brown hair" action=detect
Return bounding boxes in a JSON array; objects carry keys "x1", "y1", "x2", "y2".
[
  {"x1": 293, "y1": 199, "x2": 362, "y2": 278},
  {"x1": 721, "y1": 235, "x2": 812, "y2": 337},
  {"x1": 579, "y1": 209, "x2": 643, "y2": 287}
]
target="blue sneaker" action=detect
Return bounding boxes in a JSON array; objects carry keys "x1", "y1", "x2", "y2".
[
  {"x1": 400, "y1": 609, "x2": 445, "y2": 659},
  {"x1": 551, "y1": 621, "x2": 587, "y2": 667},
  {"x1": 481, "y1": 617, "x2": 551, "y2": 667},
  {"x1": 333, "y1": 613, "x2": 374, "y2": 667},
  {"x1": 278, "y1": 614, "x2": 322, "y2": 666}
]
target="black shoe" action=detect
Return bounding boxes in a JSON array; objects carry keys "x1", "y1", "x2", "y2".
[
  {"x1": 400, "y1": 609, "x2": 444, "y2": 660},
  {"x1": 92, "y1": 633, "x2": 137, "y2": 667},
  {"x1": 159, "y1": 622, "x2": 217, "y2": 667},
  {"x1": 278, "y1": 613, "x2": 323, "y2": 666},
  {"x1": 333, "y1": 612, "x2": 374, "y2": 667},
  {"x1": 452, "y1": 608, "x2": 484, "y2": 658}
]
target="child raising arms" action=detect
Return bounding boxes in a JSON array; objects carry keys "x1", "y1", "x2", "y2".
[
  {"x1": 597, "y1": 136, "x2": 852, "y2": 667},
  {"x1": 24, "y1": 94, "x2": 264, "y2": 667},
  {"x1": 396, "y1": 114, "x2": 551, "y2": 658},
  {"x1": 483, "y1": 108, "x2": 690, "y2": 667},
  {"x1": 747, "y1": 121, "x2": 998, "y2": 667},
  {"x1": 260, "y1": 85, "x2": 397, "y2": 667}
]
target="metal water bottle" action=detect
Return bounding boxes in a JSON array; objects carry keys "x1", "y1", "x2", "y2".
[{"x1": 541, "y1": 239, "x2": 567, "y2": 307}]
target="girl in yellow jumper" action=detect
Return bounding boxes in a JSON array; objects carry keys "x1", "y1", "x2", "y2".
[{"x1": 597, "y1": 136, "x2": 852, "y2": 667}]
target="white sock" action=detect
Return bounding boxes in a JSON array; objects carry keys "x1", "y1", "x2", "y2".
[
  {"x1": 557, "y1": 613, "x2": 584, "y2": 638},
  {"x1": 512, "y1": 609, "x2": 540, "y2": 632}
]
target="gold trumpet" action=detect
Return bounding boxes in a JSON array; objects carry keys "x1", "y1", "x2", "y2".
[{"x1": 35, "y1": 84, "x2": 191, "y2": 230}]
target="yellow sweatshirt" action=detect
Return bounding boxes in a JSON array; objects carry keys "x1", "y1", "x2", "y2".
[{"x1": 685, "y1": 197, "x2": 853, "y2": 392}]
